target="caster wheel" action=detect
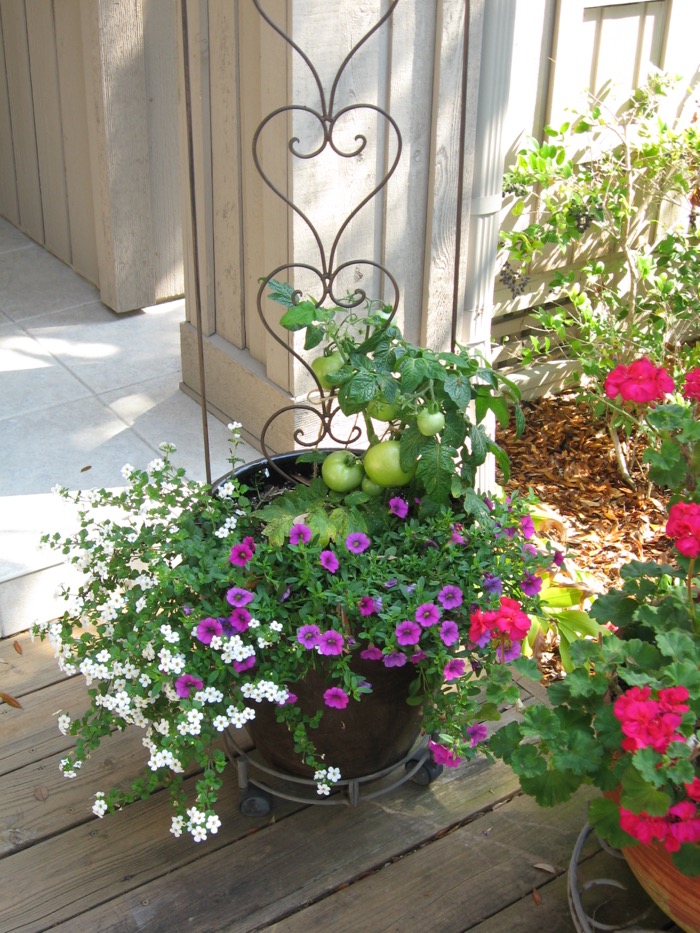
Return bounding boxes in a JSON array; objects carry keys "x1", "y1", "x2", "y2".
[
  {"x1": 239, "y1": 785, "x2": 273, "y2": 817},
  {"x1": 407, "y1": 757, "x2": 443, "y2": 786}
]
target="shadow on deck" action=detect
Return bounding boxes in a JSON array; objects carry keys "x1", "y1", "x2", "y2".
[{"x1": 1, "y1": 632, "x2": 677, "y2": 933}]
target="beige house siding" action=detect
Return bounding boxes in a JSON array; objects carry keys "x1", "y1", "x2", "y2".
[{"x1": 0, "y1": 0, "x2": 183, "y2": 312}]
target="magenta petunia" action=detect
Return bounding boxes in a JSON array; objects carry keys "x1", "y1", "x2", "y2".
[
  {"x1": 443, "y1": 658, "x2": 466, "y2": 681},
  {"x1": 226, "y1": 586, "x2": 254, "y2": 608},
  {"x1": 415, "y1": 602, "x2": 441, "y2": 627},
  {"x1": 233, "y1": 655, "x2": 256, "y2": 673},
  {"x1": 229, "y1": 607, "x2": 251, "y2": 633},
  {"x1": 521, "y1": 573, "x2": 543, "y2": 596},
  {"x1": 439, "y1": 619, "x2": 459, "y2": 646},
  {"x1": 429, "y1": 740, "x2": 462, "y2": 767},
  {"x1": 359, "y1": 595, "x2": 379, "y2": 616},
  {"x1": 317, "y1": 630, "x2": 345, "y2": 656},
  {"x1": 395, "y1": 620, "x2": 421, "y2": 646},
  {"x1": 345, "y1": 532, "x2": 371, "y2": 554},
  {"x1": 383, "y1": 651, "x2": 407, "y2": 668},
  {"x1": 438, "y1": 585, "x2": 463, "y2": 610},
  {"x1": 466, "y1": 723, "x2": 488, "y2": 746},
  {"x1": 360, "y1": 645, "x2": 383, "y2": 661},
  {"x1": 195, "y1": 617, "x2": 223, "y2": 645},
  {"x1": 520, "y1": 515, "x2": 536, "y2": 540},
  {"x1": 320, "y1": 550, "x2": 339, "y2": 573},
  {"x1": 297, "y1": 624, "x2": 321, "y2": 648},
  {"x1": 230, "y1": 536, "x2": 256, "y2": 567},
  {"x1": 174, "y1": 673, "x2": 204, "y2": 698},
  {"x1": 388, "y1": 497, "x2": 409, "y2": 519},
  {"x1": 289, "y1": 523, "x2": 312, "y2": 545},
  {"x1": 323, "y1": 686, "x2": 349, "y2": 709}
]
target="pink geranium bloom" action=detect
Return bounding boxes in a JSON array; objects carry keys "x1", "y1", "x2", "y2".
[
  {"x1": 604, "y1": 357, "x2": 674, "y2": 404},
  {"x1": 682, "y1": 367, "x2": 700, "y2": 402},
  {"x1": 666, "y1": 501, "x2": 700, "y2": 558}
]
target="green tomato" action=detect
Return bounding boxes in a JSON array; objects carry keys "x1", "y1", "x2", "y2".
[
  {"x1": 416, "y1": 408, "x2": 446, "y2": 436},
  {"x1": 366, "y1": 397, "x2": 400, "y2": 422},
  {"x1": 363, "y1": 440, "x2": 415, "y2": 488},
  {"x1": 311, "y1": 351, "x2": 344, "y2": 390},
  {"x1": 361, "y1": 476, "x2": 385, "y2": 497},
  {"x1": 321, "y1": 450, "x2": 364, "y2": 492}
]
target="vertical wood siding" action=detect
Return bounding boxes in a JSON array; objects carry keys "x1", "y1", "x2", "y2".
[{"x1": 0, "y1": 0, "x2": 183, "y2": 311}]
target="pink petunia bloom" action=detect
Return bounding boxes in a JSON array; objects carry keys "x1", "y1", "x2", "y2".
[
  {"x1": 320, "y1": 550, "x2": 339, "y2": 573},
  {"x1": 233, "y1": 655, "x2": 256, "y2": 673},
  {"x1": 383, "y1": 651, "x2": 407, "y2": 668},
  {"x1": 443, "y1": 658, "x2": 466, "y2": 681},
  {"x1": 346, "y1": 532, "x2": 371, "y2": 554},
  {"x1": 439, "y1": 619, "x2": 459, "y2": 646},
  {"x1": 396, "y1": 620, "x2": 422, "y2": 646},
  {"x1": 520, "y1": 573, "x2": 543, "y2": 596},
  {"x1": 520, "y1": 515, "x2": 536, "y2": 539},
  {"x1": 174, "y1": 673, "x2": 204, "y2": 698},
  {"x1": 415, "y1": 602, "x2": 441, "y2": 627},
  {"x1": 323, "y1": 687, "x2": 349, "y2": 709},
  {"x1": 466, "y1": 723, "x2": 488, "y2": 746},
  {"x1": 289, "y1": 523, "x2": 312, "y2": 545},
  {"x1": 429, "y1": 740, "x2": 462, "y2": 767},
  {"x1": 438, "y1": 585, "x2": 463, "y2": 610},
  {"x1": 317, "y1": 630, "x2": 345, "y2": 656},
  {"x1": 682, "y1": 367, "x2": 700, "y2": 403},
  {"x1": 226, "y1": 586, "x2": 254, "y2": 608},
  {"x1": 230, "y1": 536, "x2": 256, "y2": 567},
  {"x1": 297, "y1": 624, "x2": 321, "y2": 648},
  {"x1": 666, "y1": 501, "x2": 700, "y2": 558},
  {"x1": 388, "y1": 497, "x2": 409, "y2": 519},
  {"x1": 229, "y1": 607, "x2": 251, "y2": 633},
  {"x1": 195, "y1": 616, "x2": 223, "y2": 645},
  {"x1": 359, "y1": 595, "x2": 379, "y2": 616},
  {"x1": 604, "y1": 357, "x2": 675, "y2": 404},
  {"x1": 360, "y1": 645, "x2": 384, "y2": 661}
]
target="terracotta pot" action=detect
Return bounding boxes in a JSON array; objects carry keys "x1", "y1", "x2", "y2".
[
  {"x1": 621, "y1": 840, "x2": 700, "y2": 933},
  {"x1": 248, "y1": 653, "x2": 423, "y2": 779}
]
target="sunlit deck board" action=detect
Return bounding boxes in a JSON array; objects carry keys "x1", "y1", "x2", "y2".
[{"x1": 1, "y1": 632, "x2": 660, "y2": 933}]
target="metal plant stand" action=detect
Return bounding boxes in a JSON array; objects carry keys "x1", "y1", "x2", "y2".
[{"x1": 568, "y1": 823, "x2": 680, "y2": 932}]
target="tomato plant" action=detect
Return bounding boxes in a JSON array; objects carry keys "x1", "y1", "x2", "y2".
[
  {"x1": 321, "y1": 450, "x2": 364, "y2": 492},
  {"x1": 361, "y1": 476, "x2": 385, "y2": 497},
  {"x1": 366, "y1": 397, "x2": 399, "y2": 422},
  {"x1": 363, "y1": 441, "x2": 415, "y2": 488}
]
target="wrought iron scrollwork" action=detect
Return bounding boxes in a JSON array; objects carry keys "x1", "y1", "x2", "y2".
[{"x1": 251, "y1": 0, "x2": 403, "y2": 474}]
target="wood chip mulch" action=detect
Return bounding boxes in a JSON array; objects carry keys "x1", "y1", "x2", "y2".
[{"x1": 497, "y1": 394, "x2": 673, "y2": 593}]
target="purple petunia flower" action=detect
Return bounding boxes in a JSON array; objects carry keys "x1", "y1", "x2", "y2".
[
  {"x1": 395, "y1": 620, "x2": 422, "y2": 646},
  {"x1": 317, "y1": 630, "x2": 344, "y2": 656},
  {"x1": 230, "y1": 536, "x2": 256, "y2": 567},
  {"x1": 195, "y1": 617, "x2": 223, "y2": 645},
  {"x1": 289, "y1": 523, "x2": 312, "y2": 546},
  {"x1": 359, "y1": 595, "x2": 379, "y2": 616},
  {"x1": 320, "y1": 550, "x2": 339, "y2": 573},
  {"x1": 466, "y1": 723, "x2": 488, "y2": 746},
  {"x1": 226, "y1": 586, "x2": 254, "y2": 608},
  {"x1": 360, "y1": 645, "x2": 384, "y2": 661},
  {"x1": 409, "y1": 650, "x2": 427, "y2": 664},
  {"x1": 324, "y1": 686, "x2": 350, "y2": 709},
  {"x1": 233, "y1": 655, "x2": 256, "y2": 673},
  {"x1": 552, "y1": 549, "x2": 565, "y2": 568},
  {"x1": 229, "y1": 607, "x2": 251, "y2": 633},
  {"x1": 429, "y1": 740, "x2": 462, "y2": 767},
  {"x1": 383, "y1": 651, "x2": 407, "y2": 668},
  {"x1": 520, "y1": 514, "x2": 536, "y2": 540},
  {"x1": 443, "y1": 658, "x2": 466, "y2": 681},
  {"x1": 521, "y1": 573, "x2": 543, "y2": 596},
  {"x1": 415, "y1": 602, "x2": 441, "y2": 627},
  {"x1": 438, "y1": 585, "x2": 463, "y2": 610},
  {"x1": 439, "y1": 619, "x2": 459, "y2": 646},
  {"x1": 522, "y1": 543, "x2": 538, "y2": 558},
  {"x1": 389, "y1": 497, "x2": 409, "y2": 519},
  {"x1": 183, "y1": 606, "x2": 193, "y2": 616},
  {"x1": 297, "y1": 624, "x2": 321, "y2": 649},
  {"x1": 450, "y1": 524, "x2": 466, "y2": 545},
  {"x1": 346, "y1": 532, "x2": 371, "y2": 554},
  {"x1": 497, "y1": 641, "x2": 522, "y2": 663},
  {"x1": 483, "y1": 573, "x2": 503, "y2": 595},
  {"x1": 174, "y1": 673, "x2": 204, "y2": 698}
]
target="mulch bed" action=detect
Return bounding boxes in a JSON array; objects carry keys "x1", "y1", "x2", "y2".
[{"x1": 497, "y1": 393, "x2": 673, "y2": 593}]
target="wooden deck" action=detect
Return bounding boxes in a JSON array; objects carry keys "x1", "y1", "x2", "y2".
[{"x1": 1, "y1": 632, "x2": 678, "y2": 933}]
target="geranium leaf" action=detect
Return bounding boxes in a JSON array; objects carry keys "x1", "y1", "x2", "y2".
[
  {"x1": 588, "y1": 797, "x2": 637, "y2": 849},
  {"x1": 672, "y1": 844, "x2": 700, "y2": 877},
  {"x1": 520, "y1": 769, "x2": 580, "y2": 807},
  {"x1": 620, "y1": 766, "x2": 671, "y2": 816}
]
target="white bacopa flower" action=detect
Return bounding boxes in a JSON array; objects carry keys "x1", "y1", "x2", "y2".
[
  {"x1": 205, "y1": 814, "x2": 221, "y2": 834},
  {"x1": 190, "y1": 825, "x2": 207, "y2": 842},
  {"x1": 57, "y1": 714, "x2": 71, "y2": 735},
  {"x1": 148, "y1": 458, "x2": 165, "y2": 473},
  {"x1": 316, "y1": 782, "x2": 331, "y2": 796},
  {"x1": 269, "y1": 621, "x2": 283, "y2": 632},
  {"x1": 159, "y1": 441, "x2": 176, "y2": 453},
  {"x1": 121, "y1": 464, "x2": 135, "y2": 479},
  {"x1": 213, "y1": 715, "x2": 230, "y2": 732},
  {"x1": 326, "y1": 767, "x2": 341, "y2": 783},
  {"x1": 92, "y1": 795, "x2": 108, "y2": 818},
  {"x1": 170, "y1": 816, "x2": 184, "y2": 837}
]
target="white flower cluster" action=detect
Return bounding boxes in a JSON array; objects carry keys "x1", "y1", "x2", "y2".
[
  {"x1": 59, "y1": 757, "x2": 82, "y2": 780},
  {"x1": 220, "y1": 636, "x2": 256, "y2": 665},
  {"x1": 92, "y1": 792, "x2": 108, "y2": 817},
  {"x1": 170, "y1": 808, "x2": 222, "y2": 842},
  {"x1": 240, "y1": 680, "x2": 289, "y2": 704},
  {"x1": 159, "y1": 623, "x2": 180, "y2": 644},
  {"x1": 158, "y1": 647, "x2": 186, "y2": 674},
  {"x1": 147, "y1": 748, "x2": 183, "y2": 773},
  {"x1": 314, "y1": 766, "x2": 342, "y2": 796},
  {"x1": 214, "y1": 515, "x2": 238, "y2": 538},
  {"x1": 193, "y1": 687, "x2": 224, "y2": 704},
  {"x1": 177, "y1": 708, "x2": 204, "y2": 736},
  {"x1": 213, "y1": 704, "x2": 256, "y2": 731},
  {"x1": 79, "y1": 656, "x2": 111, "y2": 685},
  {"x1": 57, "y1": 713, "x2": 71, "y2": 735},
  {"x1": 215, "y1": 481, "x2": 237, "y2": 500}
]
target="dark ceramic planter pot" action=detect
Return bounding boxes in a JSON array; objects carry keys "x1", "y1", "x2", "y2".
[{"x1": 229, "y1": 451, "x2": 423, "y2": 781}]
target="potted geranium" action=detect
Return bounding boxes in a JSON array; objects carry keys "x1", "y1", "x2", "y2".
[
  {"x1": 36, "y1": 286, "x2": 562, "y2": 843},
  {"x1": 491, "y1": 357, "x2": 700, "y2": 929}
]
